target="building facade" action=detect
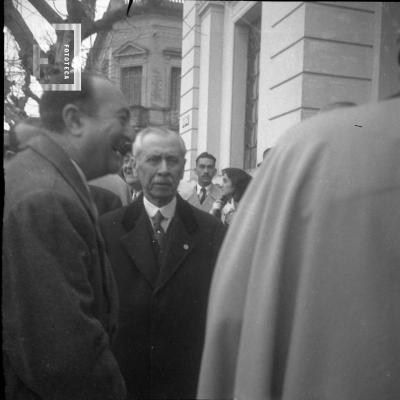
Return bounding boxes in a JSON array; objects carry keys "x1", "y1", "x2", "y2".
[
  {"x1": 88, "y1": 0, "x2": 183, "y2": 134},
  {"x1": 180, "y1": 1, "x2": 400, "y2": 178}
]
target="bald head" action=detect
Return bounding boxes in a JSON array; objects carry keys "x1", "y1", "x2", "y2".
[
  {"x1": 39, "y1": 72, "x2": 109, "y2": 133},
  {"x1": 38, "y1": 72, "x2": 132, "y2": 180}
]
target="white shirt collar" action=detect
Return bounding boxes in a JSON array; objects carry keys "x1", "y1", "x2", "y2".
[{"x1": 143, "y1": 196, "x2": 177, "y2": 232}]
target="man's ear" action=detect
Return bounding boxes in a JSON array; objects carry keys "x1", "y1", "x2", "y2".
[
  {"x1": 131, "y1": 155, "x2": 139, "y2": 172},
  {"x1": 62, "y1": 104, "x2": 84, "y2": 136}
]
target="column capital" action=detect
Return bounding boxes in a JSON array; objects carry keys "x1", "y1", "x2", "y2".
[{"x1": 197, "y1": 1, "x2": 224, "y2": 18}]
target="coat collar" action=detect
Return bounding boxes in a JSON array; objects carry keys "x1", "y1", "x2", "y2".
[
  {"x1": 28, "y1": 132, "x2": 97, "y2": 221},
  {"x1": 120, "y1": 212, "x2": 159, "y2": 287},
  {"x1": 120, "y1": 193, "x2": 199, "y2": 292}
]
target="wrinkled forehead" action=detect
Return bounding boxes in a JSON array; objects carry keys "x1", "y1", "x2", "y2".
[
  {"x1": 140, "y1": 132, "x2": 185, "y2": 156},
  {"x1": 197, "y1": 157, "x2": 215, "y2": 167}
]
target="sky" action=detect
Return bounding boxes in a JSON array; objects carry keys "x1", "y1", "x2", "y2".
[{"x1": 4, "y1": 0, "x2": 113, "y2": 125}]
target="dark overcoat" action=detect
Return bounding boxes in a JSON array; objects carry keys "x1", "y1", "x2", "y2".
[
  {"x1": 99, "y1": 195, "x2": 225, "y2": 399},
  {"x1": 90, "y1": 184, "x2": 123, "y2": 216},
  {"x1": 3, "y1": 133, "x2": 126, "y2": 400}
]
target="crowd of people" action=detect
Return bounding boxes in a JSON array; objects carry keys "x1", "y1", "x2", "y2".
[{"x1": 3, "y1": 72, "x2": 399, "y2": 400}]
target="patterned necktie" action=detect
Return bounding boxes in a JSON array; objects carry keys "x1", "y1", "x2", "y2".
[
  {"x1": 152, "y1": 210, "x2": 165, "y2": 249},
  {"x1": 199, "y1": 187, "x2": 207, "y2": 204}
]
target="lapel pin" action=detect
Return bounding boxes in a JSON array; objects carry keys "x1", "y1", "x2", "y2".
[{"x1": 183, "y1": 244, "x2": 189, "y2": 250}]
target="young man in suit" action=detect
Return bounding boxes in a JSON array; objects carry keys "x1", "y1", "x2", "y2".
[
  {"x1": 3, "y1": 73, "x2": 129, "y2": 400},
  {"x1": 186, "y1": 152, "x2": 223, "y2": 212},
  {"x1": 99, "y1": 127, "x2": 225, "y2": 399}
]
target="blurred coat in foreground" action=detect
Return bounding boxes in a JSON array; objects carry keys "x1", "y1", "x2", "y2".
[
  {"x1": 198, "y1": 97, "x2": 400, "y2": 400},
  {"x1": 89, "y1": 185, "x2": 123, "y2": 215},
  {"x1": 3, "y1": 74, "x2": 129, "y2": 400},
  {"x1": 3, "y1": 134, "x2": 125, "y2": 400}
]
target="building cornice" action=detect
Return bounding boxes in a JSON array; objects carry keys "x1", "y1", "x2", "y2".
[
  {"x1": 197, "y1": 1, "x2": 225, "y2": 18},
  {"x1": 163, "y1": 47, "x2": 182, "y2": 58}
]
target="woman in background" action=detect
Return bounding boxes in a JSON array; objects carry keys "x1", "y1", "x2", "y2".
[{"x1": 210, "y1": 167, "x2": 252, "y2": 226}]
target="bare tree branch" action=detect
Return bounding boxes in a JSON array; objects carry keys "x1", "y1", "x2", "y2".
[
  {"x1": 86, "y1": 5, "x2": 128, "y2": 37},
  {"x1": 22, "y1": 71, "x2": 40, "y2": 104},
  {"x1": 67, "y1": 0, "x2": 151, "y2": 39},
  {"x1": 5, "y1": 100, "x2": 28, "y2": 126},
  {"x1": 66, "y1": 0, "x2": 133, "y2": 39},
  {"x1": 4, "y1": 0, "x2": 41, "y2": 69},
  {"x1": 27, "y1": 0, "x2": 64, "y2": 24},
  {"x1": 4, "y1": 0, "x2": 152, "y2": 123}
]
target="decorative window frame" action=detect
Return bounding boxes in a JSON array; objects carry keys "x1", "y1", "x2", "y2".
[
  {"x1": 113, "y1": 41, "x2": 149, "y2": 106},
  {"x1": 229, "y1": 1, "x2": 261, "y2": 171},
  {"x1": 163, "y1": 48, "x2": 182, "y2": 109}
]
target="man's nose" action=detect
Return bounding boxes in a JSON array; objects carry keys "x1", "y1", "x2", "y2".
[{"x1": 158, "y1": 159, "x2": 169, "y2": 174}]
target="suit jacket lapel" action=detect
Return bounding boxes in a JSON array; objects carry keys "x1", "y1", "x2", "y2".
[
  {"x1": 29, "y1": 133, "x2": 97, "y2": 221},
  {"x1": 121, "y1": 198, "x2": 158, "y2": 287},
  {"x1": 155, "y1": 196, "x2": 199, "y2": 292},
  {"x1": 29, "y1": 133, "x2": 116, "y2": 319}
]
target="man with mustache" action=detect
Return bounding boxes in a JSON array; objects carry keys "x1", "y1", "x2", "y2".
[
  {"x1": 186, "y1": 152, "x2": 223, "y2": 212},
  {"x1": 3, "y1": 73, "x2": 129, "y2": 399},
  {"x1": 99, "y1": 127, "x2": 225, "y2": 399}
]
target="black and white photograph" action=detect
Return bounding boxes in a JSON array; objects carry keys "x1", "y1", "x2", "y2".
[{"x1": 3, "y1": 1, "x2": 400, "y2": 399}]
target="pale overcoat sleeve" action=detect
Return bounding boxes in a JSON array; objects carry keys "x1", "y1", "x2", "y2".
[
  {"x1": 3, "y1": 190, "x2": 126, "y2": 400},
  {"x1": 198, "y1": 99, "x2": 400, "y2": 400}
]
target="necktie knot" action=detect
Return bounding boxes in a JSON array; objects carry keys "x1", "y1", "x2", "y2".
[
  {"x1": 152, "y1": 211, "x2": 166, "y2": 258},
  {"x1": 199, "y1": 187, "x2": 207, "y2": 204},
  {"x1": 152, "y1": 210, "x2": 165, "y2": 240},
  {"x1": 152, "y1": 210, "x2": 164, "y2": 228}
]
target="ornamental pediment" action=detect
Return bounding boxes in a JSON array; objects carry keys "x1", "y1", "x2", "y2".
[{"x1": 113, "y1": 42, "x2": 149, "y2": 58}]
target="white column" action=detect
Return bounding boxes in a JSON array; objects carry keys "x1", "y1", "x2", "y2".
[
  {"x1": 180, "y1": 0, "x2": 201, "y2": 180},
  {"x1": 197, "y1": 2, "x2": 225, "y2": 157}
]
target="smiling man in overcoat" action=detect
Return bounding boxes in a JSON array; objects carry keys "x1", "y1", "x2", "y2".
[{"x1": 3, "y1": 73, "x2": 130, "y2": 399}]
